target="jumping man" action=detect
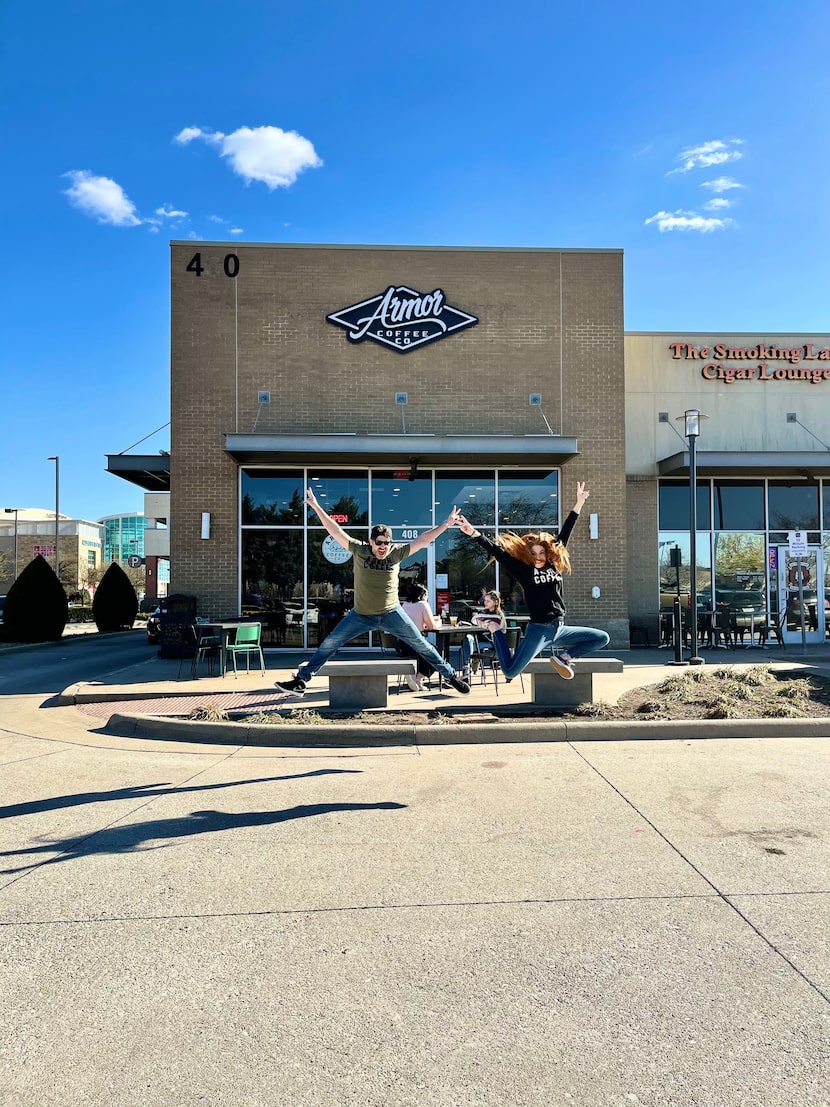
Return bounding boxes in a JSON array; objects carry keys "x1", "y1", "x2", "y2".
[{"x1": 273, "y1": 488, "x2": 471, "y2": 697}]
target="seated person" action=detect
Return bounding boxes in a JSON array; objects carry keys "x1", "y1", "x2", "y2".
[
  {"x1": 461, "y1": 589, "x2": 506, "y2": 678},
  {"x1": 397, "y1": 582, "x2": 442, "y2": 691}
]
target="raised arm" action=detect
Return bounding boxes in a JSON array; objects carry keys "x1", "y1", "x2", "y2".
[
  {"x1": 304, "y1": 487, "x2": 351, "y2": 547},
  {"x1": 409, "y1": 505, "x2": 462, "y2": 553},
  {"x1": 557, "y1": 481, "x2": 590, "y2": 547}
]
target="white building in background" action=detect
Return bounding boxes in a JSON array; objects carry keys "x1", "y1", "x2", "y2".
[{"x1": 0, "y1": 508, "x2": 103, "y2": 594}]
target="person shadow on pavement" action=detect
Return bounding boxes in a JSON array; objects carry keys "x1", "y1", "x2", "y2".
[
  {"x1": 0, "y1": 802, "x2": 407, "y2": 874},
  {"x1": 0, "y1": 768, "x2": 363, "y2": 821}
]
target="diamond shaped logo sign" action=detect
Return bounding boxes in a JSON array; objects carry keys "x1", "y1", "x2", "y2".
[{"x1": 326, "y1": 285, "x2": 479, "y2": 354}]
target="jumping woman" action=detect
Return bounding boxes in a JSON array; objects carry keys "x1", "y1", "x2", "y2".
[{"x1": 455, "y1": 481, "x2": 609, "y2": 680}]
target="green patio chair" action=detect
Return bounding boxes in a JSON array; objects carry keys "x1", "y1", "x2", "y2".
[{"x1": 226, "y1": 621, "x2": 265, "y2": 677}]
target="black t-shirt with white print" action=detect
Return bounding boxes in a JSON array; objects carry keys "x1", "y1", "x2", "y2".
[{"x1": 473, "y1": 511, "x2": 579, "y2": 624}]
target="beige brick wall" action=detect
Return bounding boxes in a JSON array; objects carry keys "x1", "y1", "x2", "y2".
[{"x1": 171, "y1": 243, "x2": 626, "y2": 640}]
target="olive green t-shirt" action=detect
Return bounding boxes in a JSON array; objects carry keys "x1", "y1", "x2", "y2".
[{"x1": 345, "y1": 538, "x2": 412, "y2": 615}]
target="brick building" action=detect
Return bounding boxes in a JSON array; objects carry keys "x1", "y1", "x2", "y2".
[{"x1": 167, "y1": 241, "x2": 627, "y2": 648}]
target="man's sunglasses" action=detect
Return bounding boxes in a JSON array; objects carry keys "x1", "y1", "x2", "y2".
[{"x1": 372, "y1": 538, "x2": 391, "y2": 546}]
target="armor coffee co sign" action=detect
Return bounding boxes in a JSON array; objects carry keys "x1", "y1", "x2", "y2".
[{"x1": 326, "y1": 285, "x2": 479, "y2": 353}]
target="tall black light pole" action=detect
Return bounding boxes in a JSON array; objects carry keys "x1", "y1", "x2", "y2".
[
  {"x1": 47, "y1": 456, "x2": 60, "y2": 581},
  {"x1": 677, "y1": 410, "x2": 706, "y2": 666},
  {"x1": 4, "y1": 508, "x2": 18, "y2": 581}
]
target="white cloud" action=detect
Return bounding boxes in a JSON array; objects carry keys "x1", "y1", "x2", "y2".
[
  {"x1": 62, "y1": 170, "x2": 141, "y2": 226},
  {"x1": 147, "y1": 225, "x2": 160, "y2": 234},
  {"x1": 174, "y1": 124, "x2": 322, "y2": 189},
  {"x1": 703, "y1": 198, "x2": 731, "y2": 211},
  {"x1": 645, "y1": 209, "x2": 733, "y2": 233},
  {"x1": 173, "y1": 126, "x2": 213, "y2": 146},
  {"x1": 229, "y1": 227, "x2": 244, "y2": 234},
  {"x1": 208, "y1": 214, "x2": 225, "y2": 223},
  {"x1": 668, "y1": 139, "x2": 744, "y2": 175},
  {"x1": 187, "y1": 230, "x2": 203, "y2": 240},
  {"x1": 155, "y1": 204, "x2": 188, "y2": 219},
  {"x1": 701, "y1": 176, "x2": 745, "y2": 193}
]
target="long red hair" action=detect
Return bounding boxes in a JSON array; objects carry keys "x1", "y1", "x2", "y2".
[{"x1": 497, "y1": 531, "x2": 571, "y2": 574}]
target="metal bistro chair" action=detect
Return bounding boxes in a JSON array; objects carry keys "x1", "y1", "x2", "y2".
[
  {"x1": 471, "y1": 626, "x2": 525, "y2": 696},
  {"x1": 178, "y1": 623, "x2": 222, "y2": 680},
  {"x1": 225, "y1": 622, "x2": 266, "y2": 677}
]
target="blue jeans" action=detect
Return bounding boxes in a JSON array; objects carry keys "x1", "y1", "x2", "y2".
[
  {"x1": 297, "y1": 607, "x2": 456, "y2": 682},
  {"x1": 492, "y1": 620, "x2": 610, "y2": 679}
]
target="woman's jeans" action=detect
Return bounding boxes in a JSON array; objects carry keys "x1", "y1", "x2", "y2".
[
  {"x1": 297, "y1": 606, "x2": 456, "y2": 683},
  {"x1": 492, "y1": 619, "x2": 610, "y2": 680}
]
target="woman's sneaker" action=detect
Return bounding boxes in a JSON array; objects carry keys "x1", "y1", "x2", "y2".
[
  {"x1": 549, "y1": 653, "x2": 575, "y2": 679},
  {"x1": 404, "y1": 674, "x2": 424, "y2": 692},
  {"x1": 274, "y1": 675, "x2": 307, "y2": 697}
]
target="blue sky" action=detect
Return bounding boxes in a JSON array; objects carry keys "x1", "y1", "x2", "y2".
[{"x1": 1, "y1": 0, "x2": 828, "y2": 521}]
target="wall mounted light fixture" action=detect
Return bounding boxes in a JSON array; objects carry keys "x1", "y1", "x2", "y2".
[
  {"x1": 395, "y1": 392, "x2": 408, "y2": 433},
  {"x1": 529, "y1": 393, "x2": 555, "y2": 435}
]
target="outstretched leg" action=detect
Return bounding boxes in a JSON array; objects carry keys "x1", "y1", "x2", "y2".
[{"x1": 552, "y1": 624, "x2": 610, "y2": 660}]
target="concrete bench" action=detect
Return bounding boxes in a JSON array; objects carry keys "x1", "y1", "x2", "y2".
[
  {"x1": 318, "y1": 659, "x2": 418, "y2": 709},
  {"x1": 523, "y1": 657, "x2": 624, "y2": 707}
]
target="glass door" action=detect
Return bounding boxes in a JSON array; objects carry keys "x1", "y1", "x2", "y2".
[{"x1": 775, "y1": 545, "x2": 825, "y2": 644}]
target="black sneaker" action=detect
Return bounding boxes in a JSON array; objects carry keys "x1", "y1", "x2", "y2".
[
  {"x1": 447, "y1": 674, "x2": 471, "y2": 695},
  {"x1": 274, "y1": 675, "x2": 306, "y2": 697}
]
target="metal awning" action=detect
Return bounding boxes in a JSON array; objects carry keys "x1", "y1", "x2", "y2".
[
  {"x1": 658, "y1": 450, "x2": 830, "y2": 477},
  {"x1": 106, "y1": 453, "x2": 171, "y2": 491},
  {"x1": 223, "y1": 432, "x2": 579, "y2": 467}
]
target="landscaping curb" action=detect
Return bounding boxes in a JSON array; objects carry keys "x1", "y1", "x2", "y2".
[{"x1": 103, "y1": 711, "x2": 830, "y2": 747}]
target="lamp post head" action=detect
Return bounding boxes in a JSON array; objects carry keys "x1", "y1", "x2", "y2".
[{"x1": 676, "y1": 409, "x2": 707, "y2": 439}]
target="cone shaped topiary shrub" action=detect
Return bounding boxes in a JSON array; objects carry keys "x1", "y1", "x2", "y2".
[
  {"x1": 2, "y1": 555, "x2": 68, "y2": 642},
  {"x1": 92, "y1": 562, "x2": 139, "y2": 632}
]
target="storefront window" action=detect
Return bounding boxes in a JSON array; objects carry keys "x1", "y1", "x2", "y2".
[
  {"x1": 241, "y1": 530, "x2": 305, "y2": 647},
  {"x1": 435, "y1": 526, "x2": 496, "y2": 617},
  {"x1": 241, "y1": 470, "x2": 304, "y2": 525},
  {"x1": 435, "y1": 471, "x2": 495, "y2": 529},
  {"x1": 713, "y1": 533, "x2": 765, "y2": 612},
  {"x1": 657, "y1": 532, "x2": 712, "y2": 609},
  {"x1": 497, "y1": 470, "x2": 559, "y2": 526},
  {"x1": 370, "y1": 471, "x2": 433, "y2": 526},
  {"x1": 768, "y1": 481, "x2": 819, "y2": 531},
  {"x1": 306, "y1": 529, "x2": 367, "y2": 647},
  {"x1": 658, "y1": 481, "x2": 711, "y2": 531},
  {"x1": 713, "y1": 481, "x2": 765, "y2": 530},
  {"x1": 308, "y1": 471, "x2": 369, "y2": 526}
]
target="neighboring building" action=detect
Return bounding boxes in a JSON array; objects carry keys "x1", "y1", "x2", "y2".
[
  {"x1": 0, "y1": 508, "x2": 103, "y2": 595},
  {"x1": 98, "y1": 511, "x2": 170, "y2": 597},
  {"x1": 104, "y1": 240, "x2": 830, "y2": 651},
  {"x1": 626, "y1": 332, "x2": 830, "y2": 647}
]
